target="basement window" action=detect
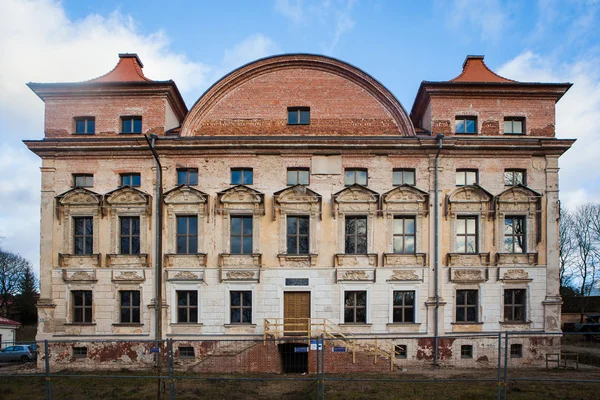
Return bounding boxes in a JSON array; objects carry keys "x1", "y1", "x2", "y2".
[
  {"x1": 179, "y1": 346, "x2": 195, "y2": 359},
  {"x1": 395, "y1": 345, "x2": 407, "y2": 359},
  {"x1": 510, "y1": 344, "x2": 523, "y2": 358},
  {"x1": 288, "y1": 107, "x2": 310, "y2": 125},
  {"x1": 461, "y1": 345, "x2": 473, "y2": 359},
  {"x1": 73, "y1": 347, "x2": 88, "y2": 359}
]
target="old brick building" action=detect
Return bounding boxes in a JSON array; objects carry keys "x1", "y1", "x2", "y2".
[{"x1": 25, "y1": 53, "x2": 573, "y2": 367}]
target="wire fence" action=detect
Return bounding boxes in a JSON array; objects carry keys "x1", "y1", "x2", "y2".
[{"x1": 1, "y1": 332, "x2": 600, "y2": 399}]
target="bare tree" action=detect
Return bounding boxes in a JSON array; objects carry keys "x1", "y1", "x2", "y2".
[
  {"x1": 559, "y1": 206, "x2": 578, "y2": 292},
  {"x1": 0, "y1": 247, "x2": 31, "y2": 317}
]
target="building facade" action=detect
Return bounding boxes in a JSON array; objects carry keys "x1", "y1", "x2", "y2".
[{"x1": 25, "y1": 53, "x2": 573, "y2": 366}]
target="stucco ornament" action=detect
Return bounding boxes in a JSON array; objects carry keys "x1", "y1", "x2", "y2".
[
  {"x1": 342, "y1": 270, "x2": 368, "y2": 280},
  {"x1": 173, "y1": 271, "x2": 199, "y2": 280},
  {"x1": 114, "y1": 271, "x2": 143, "y2": 281},
  {"x1": 452, "y1": 269, "x2": 483, "y2": 281},
  {"x1": 503, "y1": 269, "x2": 529, "y2": 280},
  {"x1": 226, "y1": 271, "x2": 255, "y2": 280},
  {"x1": 68, "y1": 271, "x2": 95, "y2": 281},
  {"x1": 390, "y1": 270, "x2": 419, "y2": 281}
]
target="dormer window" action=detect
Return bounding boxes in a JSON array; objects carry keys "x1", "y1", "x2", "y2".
[
  {"x1": 288, "y1": 107, "x2": 310, "y2": 125},
  {"x1": 121, "y1": 116, "x2": 142, "y2": 134},
  {"x1": 74, "y1": 117, "x2": 95, "y2": 134},
  {"x1": 504, "y1": 117, "x2": 525, "y2": 134},
  {"x1": 455, "y1": 116, "x2": 477, "y2": 134}
]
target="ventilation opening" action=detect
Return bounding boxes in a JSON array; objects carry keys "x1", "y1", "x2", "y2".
[
  {"x1": 510, "y1": 344, "x2": 523, "y2": 358},
  {"x1": 179, "y1": 346, "x2": 195, "y2": 359},
  {"x1": 395, "y1": 344, "x2": 407, "y2": 359},
  {"x1": 461, "y1": 345, "x2": 473, "y2": 359},
  {"x1": 73, "y1": 347, "x2": 88, "y2": 359},
  {"x1": 278, "y1": 342, "x2": 309, "y2": 373}
]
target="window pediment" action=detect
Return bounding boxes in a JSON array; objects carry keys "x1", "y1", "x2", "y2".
[
  {"x1": 105, "y1": 186, "x2": 150, "y2": 207},
  {"x1": 163, "y1": 185, "x2": 208, "y2": 205},
  {"x1": 496, "y1": 185, "x2": 541, "y2": 213},
  {"x1": 217, "y1": 185, "x2": 264, "y2": 215},
  {"x1": 382, "y1": 185, "x2": 429, "y2": 215},
  {"x1": 57, "y1": 188, "x2": 102, "y2": 207},
  {"x1": 273, "y1": 185, "x2": 322, "y2": 220},
  {"x1": 446, "y1": 185, "x2": 493, "y2": 217},
  {"x1": 332, "y1": 184, "x2": 380, "y2": 218}
]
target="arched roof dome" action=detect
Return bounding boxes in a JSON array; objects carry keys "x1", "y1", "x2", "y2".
[{"x1": 180, "y1": 54, "x2": 415, "y2": 137}]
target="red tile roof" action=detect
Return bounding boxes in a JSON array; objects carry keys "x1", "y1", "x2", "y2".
[
  {"x1": 87, "y1": 53, "x2": 152, "y2": 83},
  {"x1": 0, "y1": 317, "x2": 21, "y2": 326},
  {"x1": 450, "y1": 55, "x2": 516, "y2": 83}
]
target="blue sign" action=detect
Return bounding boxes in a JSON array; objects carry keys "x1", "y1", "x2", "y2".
[
  {"x1": 332, "y1": 346, "x2": 347, "y2": 353},
  {"x1": 310, "y1": 339, "x2": 323, "y2": 351},
  {"x1": 294, "y1": 346, "x2": 309, "y2": 353},
  {"x1": 150, "y1": 348, "x2": 160, "y2": 354}
]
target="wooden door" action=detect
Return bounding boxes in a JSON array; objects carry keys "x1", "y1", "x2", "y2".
[{"x1": 284, "y1": 292, "x2": 311, "y2": 336}]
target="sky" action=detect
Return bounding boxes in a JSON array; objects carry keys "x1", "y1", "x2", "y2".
[{"x1": 0, "y1": 0, "x2": 599, "y2": 274}]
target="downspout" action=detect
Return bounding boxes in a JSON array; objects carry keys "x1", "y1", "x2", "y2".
[
  {"x1": 434, "y1": 133, "x2": 444, "y2": 366},
  {"x1": 145, "y1": 134, "x2": 163, "y2": 345}
]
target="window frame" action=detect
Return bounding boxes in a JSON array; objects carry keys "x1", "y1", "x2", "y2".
[
  {"x1": 392, "y1": 169, "x2": 416, "y2": 186},
  {"x1": 395, "y1": 344, "x2": 408, "y2": 359},
  {"x1": 176, "y1": 216, "x2": 198, "y2": 255},
  {"x1": 455, "y1": 169, "x2": 478, "y2": 186},
  {"x1": 393, "y1": 216, "x2": 416, "y2": 254},
  {"x1": 73, "y1": 347, "x2": 88, "y2": 358},
  {"x1": 461, "y1": 345, "x2": 473, "y2": 359},
  {"x1": 121, "y1": 116, "x2": 142, "y2": 134},
  {"x1": 344, "y1": 290, "x2": 367, "y2": 324},
  {"x1": 287, "y1": 107, "x2": 310, "y2": 125},
  {"x1": 74, "y1": 117, "x2": 95, "y2": 134},
  {"x1": 119, "y1": 290, "x2": 141, "y2": 324},
  {"x1": 73, "y1": 174, "x2": 94, "y2": 188},
  {"x1": 286, "y1": 215, "x2": 310, "y2": 255},
  {"x1": 120, "y1": 173, "x2": 141, "y2": 187},
  {"x1": 344, "y1": 168, "x2": 368, "y2": 186},
  {"x1": 73, "y1": 216, "x2": 94, "y2": 255},
  {"x1": 504, "y1": 289, "x2": 526, "y2": 322},
  {"x1": 72, "y1": 290, "x2": 93, "y2": 324},
  {"x1": 455, "y1": 289, "x2": 479, "y2": 323},
  {"x1": 231, "y1": 168, "x2": 253, "y2": 185},
  {"x1": 178, "y1": 346, "x2": 195, "y2": 359},
  {"x1": 176, "y1": 168, "x2": 198, "y2": 186},
  {"x1": 510, "y1": 343, "x2": 523, "y2": 358},
  {"x1": 455, "y1": 116, "x2": 477, "y2": 134},
  {"x1": 120, "y1": 216, "x2": 141, "y2": 255},
  {"x1": 287, "y1": 168, "x2": 310, "y2": 186},
  {"x1": 392, "y1": 290, "x2": 416, "y2": 323},
  {"x1": 344, "y1": 215, "x2": 368, "y2": 254},
  {"x1": 230, "y1": 215, "x2": 253, "y2": 254},
  {"x1": 504, "y1": 216, "x2": 526, "y2": 253},
  {"x1": 504, "y1": 117, "x2": 525, "y2": 135},
  {"x1": 176, "y1": 290, "x2": 198, "y2": 324},
  {"x1": 504, "y1": 169, "x2": 526, "y2": 186},
  {"x1": 230, "y1": 290, "x2": 253, "y2": 324},
  {"x1": 455, "y1": 216, "x2": 478, "y2": 254}
]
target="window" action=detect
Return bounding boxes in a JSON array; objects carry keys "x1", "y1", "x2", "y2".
[
  {"x1": 504, "y1": 216, "x2": 526, "y2": 253},
  {"x1": 461, "y1": 345, "x2": 473, "y2": 359},
  {"x1": 73, "y1": 347, "x2": 88, "y2": 358},
  {"x1": 393, "y1": 169, "x2": 416, "y2": 186},
  {"x1": 177, "y1": 169, "x2": 198, "y2": 186},
  {"x1": 176, "y1": 291, "x2": 198, "y2": 323},
  {"x1": 344, "y1": 169, "x2": 367, "y2": 186},
  {"x1": 393, "y1": 291, "x2": 415, "y2": 323},
  {"x1": 231, "y1": 168, "x2": 253, "y2": 185},
  {"x1": 176, "y1": 216, "x2": 198, "y2": 254},
  {"x1": 179, "y1": 346, "x2": 195, "y2": 359},
  {"x1": 393, "y1": 217, "x2": 416, "y2": 254},
  {"x1": 504, "y1": 117, "x2": 524, "y2": 134},
  {"x1": 504, "y1": 169, "x2": 525, "y2": 186},
  {"x1": 73, "y1": 174, "x2": 94, "y2": 188},
  {"x1": 456, "y1": 290, "x2": 478, "y2": 323},
  {"x1": 120, "y1": 173, "x2": 141, "y2": 187},
  {"x1": 74, "y1": 117, "x2": 95, "y2": 134},
  {"x1": 73, "y1": 217, "x2": 93, "y2": 255},
  {"x1": 287, "y1": 168, "x2": 310, "y2": 185},
  {"x1": 119, "y1": 290, "x2": 141, "y2": 324},
  {"x1": 504, "y1": 289, "x2": 526, "y2": 322},
  {"x1": 344, "y1": 291, "x2": 367, "y2": 323},
  {"x1": 455, "y1": 117, "x2": 477, "y2": 134},
  {"x1": 456, "y1": 216, "x2": 477, "y2": 254},
  {"x1": 287, "y1": 216, "x2": 309, "y2": 254},
  {"x1": 455, "y1": 169, "x2": 478, "y2": 186},
  {"x1": 120, "y1": 217, "x2": 140, "y2": 255},
  {"x1": 395, "y1": 345, "x2": 407, "y2": 359},
  {"x1": 121, "y1": 116, "x2": 142, "y2": 133},
  {"x1": 510, "y1": 344, "x2": 523, "y2": 358},
  {"x1": 72, "y1": 290, "x2": 92, "y2": 324},
  {"x1": 287, "y1": 107, "x2": 310, "y2": 125},
  {"x1": 345, "y1": 216, "x2": 367, "y2": 254},
  {"x1": 230, "y1": 291, "x2": 252, "y2": 324},
  {"x1": 230, "y1": 216, "x2": 252, "y2": 254}
]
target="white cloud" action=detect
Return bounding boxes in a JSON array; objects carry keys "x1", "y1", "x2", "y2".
[
  {"x1": 218, "y1": 34, "x2": 280, "y2": 79},
  {"x1": 498, "y1": 51, "x2": 600, "y2": 210},
  {"x1": 446, "y1": 0, "x2": 510, "y2": 42},
  {"x1": 275, "y1": 0, "x2": 304, "y2": 23}
]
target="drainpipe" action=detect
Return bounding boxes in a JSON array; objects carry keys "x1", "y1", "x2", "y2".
[
  {"x1": 434, "y1": 133, "x2": 444, "y2": 366},
  {"x1": 144, "y1": 134, "x2": 163, "y2": 345}
]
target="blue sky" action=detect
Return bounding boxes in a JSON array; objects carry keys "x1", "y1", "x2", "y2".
[{"x1": 1, "y1": 0, "x2": 599, "y2": 271}]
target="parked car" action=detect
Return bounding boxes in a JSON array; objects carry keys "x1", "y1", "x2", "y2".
[{"x1": 0, "y1": 345, "x2": 35, "y2": 362}]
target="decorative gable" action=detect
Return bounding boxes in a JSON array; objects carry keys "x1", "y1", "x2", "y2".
[
  {"x1": 496, "y1": 185, "x2": 541, "y2": 214},
  {"x1": 217, "y1": 185, "x2": 264, "y2": 215},
  {"x1": 332, "y1": 184, "x2": 380, "y2": 218},
  {"x1": 55, "y1": 188, "x2": 102, "y2": 221},
  {"x1": 163, "y1": 185, "x2": 209, "y2": 216},
  {"x1": 446, "y1": 185, "x2": 494, "y2": 217},
  {"x1": 273, "y1": 185, "x2": 322, "y2": 220},
  {"x1": 105, "y1": 186, "x2": 150, "y2": 206},
  {"x1": 381, "y1": 185, "x2": 429, "y2": 215}
]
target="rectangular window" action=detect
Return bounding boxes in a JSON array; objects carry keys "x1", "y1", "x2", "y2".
[
  {"x1": 344, "y1": 291, "x2": 367, "y2": 323},
  {"x1": 456, "y1": 216, "x2": 477, "y2": 254},
  {"x1": 74, "y1": 117, "x2": 95, "y2": 134},
  {"x1": 504, "y1": 117, "x2": 524, "y2": 134},
  {"x1": 73, "y1": 217, "x2": 93, "y2": 255},
  {"x1": 504, "y1": 216, "x2": 526, "y2": 253},
  {"x1": 393, "y1": 216, "x2": 416, "y2": 254},
  {"x1": 176, "y1": 291, "x2": 198, "y2": 323},
  {"x1": 176, "y1": 216, "x2": 198, "y2": 254},
  {"x1": 504, "y1": 169, "x2": 526, "y2": 186},
  {"x1": 461, "y1": 345, "x2": 473, "y2": 359},
  {"x1": 73, "y1": 174, "x2": 94, "y2": 188},
  {"x1": 72, "y1": 290, "x2": 92, "y2": 323},
  {"x1": 73, "y1": 347, "x2": 88, "y2": 358},
  {"x1": 455, "y1": 117, "x2": 477, "y2": 134},
  {"x1": 287, "y1": 168, "x2": 310, "y2": 185},
  {"x1": 455, "y1": 169, "x2": 478, "y2": 186},
  {"x1": 456, "y1": 290, "x2": 478, "y2": 323},
  {"x1": 393, "y1": 169, "x2": 416, "y2": 186},
  {"x1": 344, "y1": 168, "x2": 368, "y2": 186},
  {"x1": 287, "y1": 216, "x2": 309, "y2": 254},
  {"x1": 177, "y1": 168, "x2": 198, "y2": 186},
  {"x1": 504, "y1": 289, "x2": 526, "y2": 322},
  {"x1": 120, "y1": 217, "x2": 140, "y2": 255},
  {"x1": 287, "y1": 107, "x2": 310, "y2": 125},
  {"x1": 230, "y1": 291, "x2": 252, "y2": 324},
  {"x1": 510, "y1": 344, "x2": 523, "y2": 358},
  {"x1": 119, "y1": 290, "x2": 141, "y2": 324},
  {"x1": 395, "y1": 345, "x2": 407, "y2": 359},
  {"x1": 179, "y1": 346, "x2": 195, "y2": 359},
  {"x1": 230, "y1": 216, "x2": 253, "y2": 254},
  {"x1": 392, "y1": 291, "x2": 415, "y2": 323},
  {"x1": 231, "y1": 168, "x2": 253, "y2": 185},
  {"x1": 120, "y1": 173, "x2": 141, "y2": 187},
  {"x1": 121, "y1": 116, "x2": 142, "y2": 133},
  {"x1": 345, "y1": 216, "x2": 367, "y2": 254}
]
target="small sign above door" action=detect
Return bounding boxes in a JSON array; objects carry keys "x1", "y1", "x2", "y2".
[{"x1": 285, "y1": 278, "x2": 309, "y2": 286}]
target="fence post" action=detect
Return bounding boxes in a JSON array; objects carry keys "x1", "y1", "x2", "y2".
[
  {"x1": 168, "y1": 339, "x2": 176, "y2": 400},
  {"x1": 497, "y1": 332, "x2": 502, "y2": 400},
  {"x1": 321, "y1": 333, "x2": 325, "y2": 400},
  {"x1": 503, "y1": 332, "x2": 509, "y2": 400},
  {"x1": 44, "y1": 340, "x2": 52, "y2": 400}
]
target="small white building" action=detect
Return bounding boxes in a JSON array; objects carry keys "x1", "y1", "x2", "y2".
[{"x1": 0, "y1": 317, "x2": 21, "y2": 348}]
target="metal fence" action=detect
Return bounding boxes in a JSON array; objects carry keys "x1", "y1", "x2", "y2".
[{"x1": 1, "y1": 332, "x2": 600, "y2": 399}]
